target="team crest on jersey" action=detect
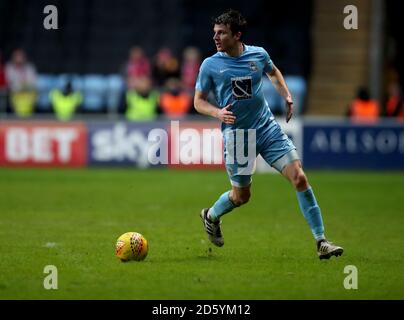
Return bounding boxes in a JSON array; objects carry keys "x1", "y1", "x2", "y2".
[
  {"x1": 231, "y1": 76, "x2": 252, "y2": 100},
  {"x1": 249, "y1": 61, "x2": 258, "y2": 72}
]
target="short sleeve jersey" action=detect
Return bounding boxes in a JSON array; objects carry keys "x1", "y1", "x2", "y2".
[{"x1": 196, "y1": 45, "x2": 275, "y2": 131}]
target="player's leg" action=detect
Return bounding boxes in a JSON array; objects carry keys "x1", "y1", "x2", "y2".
[
  {"x1": 269, "y1": 150, "x2": 326, "y2": 241},
  {"x1": 281, "y1": 159, "x2": 325, "y2": 240},
  {"x1": 259, "y1": 121, "x2": 343, "y2": 259},
  {"x1": 280, "y1": 158, "x2": 343, "y2": 259},
  {"x1": 208, "y1": 139, "x2": 254, "y2": 222},
  {"x1": 200, "y1": 129, "x2": 255, "y2": 247},
  {"x1": 208, "y1": 184, "x2": 251, "y2": 221},
  {"x1": 200, "y1": 184, "x2": 250, "y2": 247}
]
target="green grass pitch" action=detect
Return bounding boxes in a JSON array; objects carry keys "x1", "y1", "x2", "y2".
[{"x1": 0, "y1": 168, "x2": 403, "y2": 299}]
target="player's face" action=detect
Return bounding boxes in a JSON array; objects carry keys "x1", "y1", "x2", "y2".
[{"x1": 213, "y1": 24, "x2": 240, "y2": 52}]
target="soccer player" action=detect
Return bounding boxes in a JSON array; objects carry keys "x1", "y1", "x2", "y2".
[{"x1": 194, "y1": 9, "x2": 343, "y2": 260}]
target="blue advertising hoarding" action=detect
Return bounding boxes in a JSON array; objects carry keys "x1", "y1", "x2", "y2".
[
  {"x1": 303, "y1": 121, "x2": 404, "y2": 169},
  {"x1": 87, "y1": 121, "x2": 168, "y2": 167}
]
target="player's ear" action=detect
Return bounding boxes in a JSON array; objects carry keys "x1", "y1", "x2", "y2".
[{"x1": 234, "y1": 31, "x2": 242, "y2": 41}]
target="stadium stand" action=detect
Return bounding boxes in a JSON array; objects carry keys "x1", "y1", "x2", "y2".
[
  {"x1": 37, "y1": 74, "x2": 58, "y2": 112},
  {"x1": 106, "y1": 74, "x2": 125, "y2": 114},
  {"x1": 82, "y1": 74, "x2": 108, "y2": 112},
  {"x1": 0, "y1": 0, "x2": 313, "y2": 117}
]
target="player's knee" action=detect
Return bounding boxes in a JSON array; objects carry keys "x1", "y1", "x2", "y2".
[
  {"x1": 231, "y1": 191, "x2": 251, "y2": 206},
  {"x1": 293, "y1": 172, "x2": 308, "y2": 191}
]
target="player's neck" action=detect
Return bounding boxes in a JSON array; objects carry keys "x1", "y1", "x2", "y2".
[{"x1": 225, "y1": 42, "x2": 244, "y2": 57}]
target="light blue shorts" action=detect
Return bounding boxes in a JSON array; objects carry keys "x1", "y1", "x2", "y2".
[{"x1": 223, "y1": 119, "x2": 299, "y2": 188}]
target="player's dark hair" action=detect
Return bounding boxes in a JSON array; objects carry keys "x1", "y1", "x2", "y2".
[{"x1": 213, "y1": 9, "x2": 247, "y2": 40}]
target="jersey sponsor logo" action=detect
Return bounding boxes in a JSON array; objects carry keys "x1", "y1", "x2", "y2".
[
  {"x1": 249, "y1": 61, "x2": 258, "y2": 72},
  {"x1": 231, "y1": 76, "x2": 252, "y2": 100}
]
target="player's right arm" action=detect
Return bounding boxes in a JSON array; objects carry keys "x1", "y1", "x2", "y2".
[{"x1": 194, "y1": 91, "x2": 235, "y2": 124}]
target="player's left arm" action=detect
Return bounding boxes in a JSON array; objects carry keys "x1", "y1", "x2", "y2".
[{"x1": 266, "y1": 64, "x2": 294, "y2": 123}]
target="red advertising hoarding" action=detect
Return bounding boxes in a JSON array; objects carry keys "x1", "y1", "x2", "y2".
[{"x1": 0, "y1": 122, "x2": 87, "y2": 167}]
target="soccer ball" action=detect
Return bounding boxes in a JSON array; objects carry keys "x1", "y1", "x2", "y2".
[{"x1": 115, "y1": 232, "x2": 148, "y2": 262}]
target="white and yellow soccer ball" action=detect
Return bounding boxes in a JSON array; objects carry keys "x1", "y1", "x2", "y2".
[{"x1": 115, "y1": 232, "x2": 148, "y2": 262}]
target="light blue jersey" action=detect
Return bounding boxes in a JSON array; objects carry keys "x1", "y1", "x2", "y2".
[
  {"x1": 196, "y1": 44, "x2": 275, "y2": 131},
  {"x1": 196, "y1": 44, "x2": 298, "y2": 187}
]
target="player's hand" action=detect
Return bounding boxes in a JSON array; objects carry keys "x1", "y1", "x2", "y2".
[
  {"x1": 217, "y1": 104, "x2": 236, "y2": 124},
  {"x1": 285, "y1": 96, "x2": 294, "y2": 123}
]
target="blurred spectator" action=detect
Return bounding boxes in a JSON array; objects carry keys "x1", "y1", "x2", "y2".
[
  {"x1": 180, "y1": 46, "x2": 201, "y2": 91},
  {"x1": 159, "y1": 78, "x2": 192, "y2": 119},
  {"x1": 126, "y1": 46, "x2": 151, "y2": 81},
  {"x1": 49, "y1": 80, "x2": 82, "y2": 121},
  {"x1": 347, "y1": 87, "x2": 380, "y2": 123},
  {"x1": 152, "y1": 47, "x2": 179, "y2": 87},
  {"x1": 125, "y1": 76, "x2": 159, "y2": 121},
  {"x1": 5, "y1": 49, "x2": 37, "y2": 117},
  {"x1": 385, "y1": 81, "x2": 404, "y2": 121},
  {"x1": 0, "y1": 51, "x2": 7, "y2": 113}
]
